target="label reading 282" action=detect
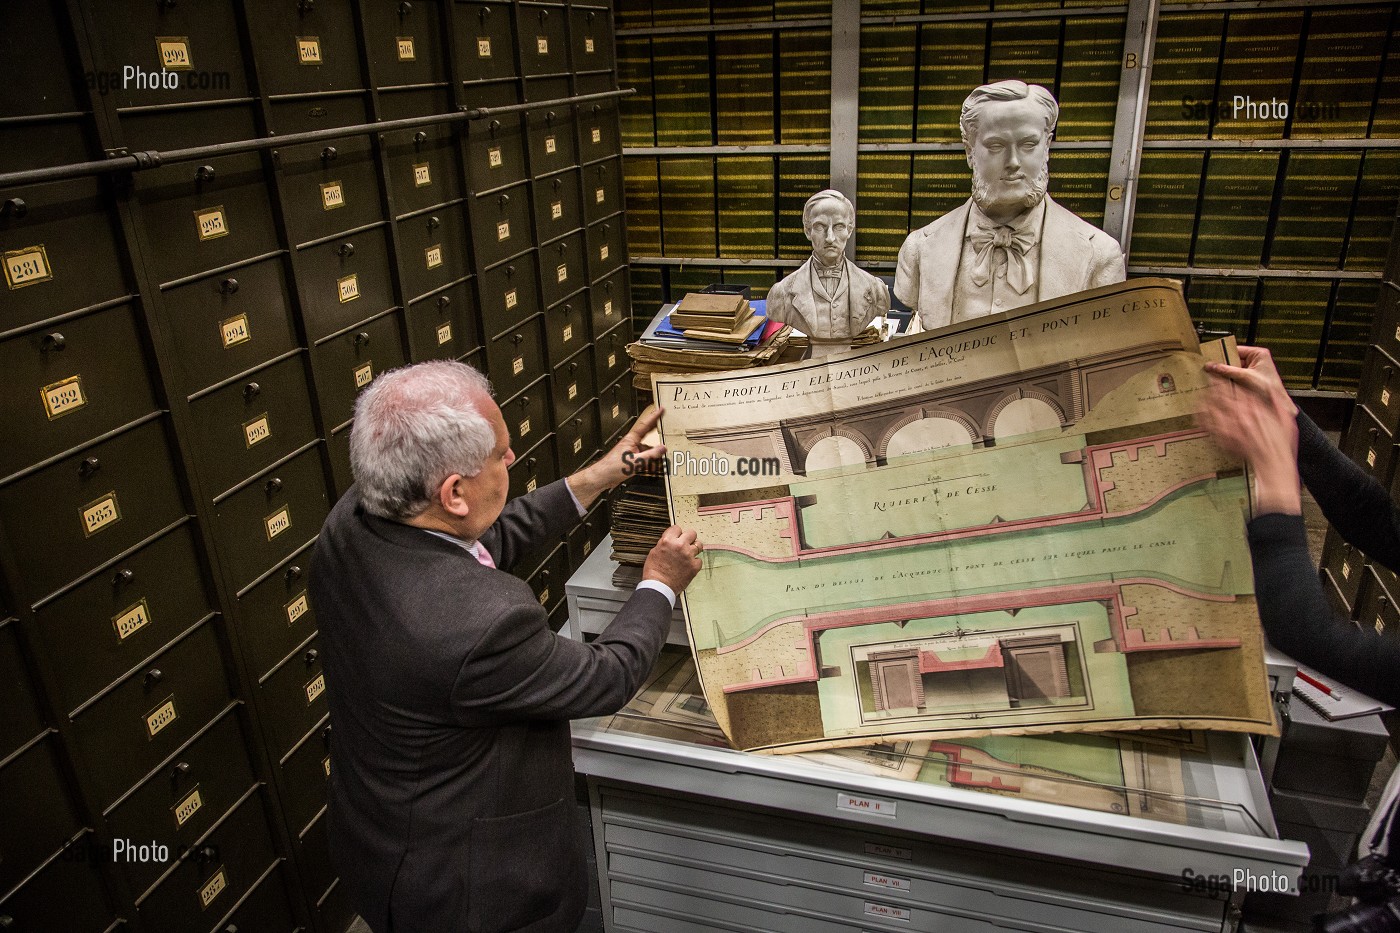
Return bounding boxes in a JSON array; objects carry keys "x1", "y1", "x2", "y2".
[
  {"x1": 82, "y1": 493, "x2": 121, "y2": 537},
  {"x1": 42, "y1": 375, "x2": 86, "y2": 419}
]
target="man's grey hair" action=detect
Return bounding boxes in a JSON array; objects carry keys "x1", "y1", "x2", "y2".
[
  {"x1": 350, "y1": 360, "x2": 496, "y2": 521},
  {"x1": 802, "y1": 189, "x2": 855, "y2": 228},
  {"x1": 960, "y1": 80, "x2": 1059, "y2": 149}
]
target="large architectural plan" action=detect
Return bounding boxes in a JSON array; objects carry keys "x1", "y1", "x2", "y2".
[{"x1": 653, "y1": 279, "x2": 1277, "y2": 754}]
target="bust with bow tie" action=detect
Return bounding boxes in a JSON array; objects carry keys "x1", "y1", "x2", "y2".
[
  {"x1": 895, "y1": 80, "x2": 1126, "y2": 334},
  {"x1": 766, "y1": 189, "x2": 891, "y2": 358}
]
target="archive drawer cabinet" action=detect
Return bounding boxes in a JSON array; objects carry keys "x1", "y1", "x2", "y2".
[{"x1": 0, "y1": 2, "x2": 628, "y2": 931}]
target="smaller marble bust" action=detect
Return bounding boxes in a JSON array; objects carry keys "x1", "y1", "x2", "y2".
[{"x1": 766, "y1": 189, "x2": 891, "y2": 358}]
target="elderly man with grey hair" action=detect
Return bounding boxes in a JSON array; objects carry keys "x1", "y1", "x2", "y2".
[
  {"x1": 895, "y1": 80, "x2": 1125, "y2": 333},
  {"x1": 311, "y1": 359, "x2": 702, "y2": 933},
  {"x1": 766, "y1": 188, "x2": 891, "y2": 357}
]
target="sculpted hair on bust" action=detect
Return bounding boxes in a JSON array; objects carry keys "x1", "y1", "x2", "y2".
[
  {"x1": 349, "y1": 360, "x2": 495, "y2": 520},
  {"x1": 959, "y1": 80, "x2": 1059, "y2": 149},
  {"x1": 802, "y1": 189, "x2": 855, "y2": 228}
]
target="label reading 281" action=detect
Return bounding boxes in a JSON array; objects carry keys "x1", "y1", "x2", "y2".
[{"x1": 4, "y1": 245, "x2": 52, "y2": 289}]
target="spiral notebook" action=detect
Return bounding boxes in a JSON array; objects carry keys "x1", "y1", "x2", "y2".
[{"x1": 1292, "y1": 666, "x2": 1393, "y2": 721}]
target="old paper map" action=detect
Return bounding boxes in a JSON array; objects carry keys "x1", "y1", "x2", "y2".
[{"x1": 653, "y1": 279, "x2": 1276, "y2": 753}]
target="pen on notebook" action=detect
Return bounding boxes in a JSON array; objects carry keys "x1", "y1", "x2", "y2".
[{"x1": 1297, "y1": 670, "x2": 1340, "y2": 699}]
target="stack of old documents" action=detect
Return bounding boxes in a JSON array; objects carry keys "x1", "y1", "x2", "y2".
[{"x1": 607, "y1": 475, "x2": 669, "y2": 587}]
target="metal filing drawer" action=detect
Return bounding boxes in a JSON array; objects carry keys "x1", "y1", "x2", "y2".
[
  {"x1": 248, "y1": 3, "x2": 365, "y2": 96},
  {"x1": 567, "y1": 502, "x2": 608, "y2": 567},
  {"x1": 0, "y1": 619, "x2": 44, "y2": 763},
  {"x1": 480, "y1": 251, "x2": 541, "y2": 337},
  {"x1": 397, "y1": 202, "x2": 471, "y2": 302},
  {"x1": 188, "y1": 354, "x2": 319, "y2": 499},
  {"x1": 501, "y1": 378, "x2": 551, "y2": 453},
  {"x1": 2, "y1": 7, "x2": 86, "y2": 117},
  {"x1": 456, "y1": 1, "x2": 520, "y2": 83},
  {"x1": 328, "y1": 423, "x2": 354, "y2": 500},
  {"x1": 0, "y1": 416, "x2": 185, "y2": 603},
  {"x1": 533, "y1": 169, "x2": 584, "y2": 245},
  {"x1": 0, "y1": 125, "x2": 128, "y2": 330},
  {"x1": 280, "y1": 717, "x2": 332, "y2": 836},
  {"x1": 578, "y1": 93, "x2": 622, "y2": 163},
  {"x1": 381, "y1": 87, "x2": 465, "y2": 214},
  {"x1": 211, "y1": 445, "x2": 330, "y2": 594},
  {"x1": 525, "y1": 79, "x2": 578, "y2": 178},
  {"x1": 236, "y1": 542, "x2": 318, "y2": 681},
  {"x1": 1345, "y1": 403, "x2": 1397, "y2": 486},
  {"x1": 104, "y1": 708, "x2": 256, "y2": 899},
  {"x1": 272, "y1": 96, "x2": 384, "y2": 247},
  {"x1": 551, "y1": 344, "x2": 596, "y2": 426},
  {"x1": 406, "y1": 279, "x2": 482, "y2": 363},
  {"x1": 217, "y1": 862, "x2": 300, "y2": 933},
  {"x1": 586, "y1": 217, "x2": 626, "y2": 282},
  {"x1": 126, "y1": 104, "x2": 280, "y2": 286},
  {"x1": 570, "y1": 6, "x2": 615, "y2": 73},
  {"x1": 472, "y1": 183, "x2": 534, "y2": 270},
  {"x1": 509, "y1": 433, "x2": 559, "y2": 501},
  {"x1": 0, "y1": 837, "x2": 116, "y2": 933},
  {"x1": 0, "y1": 301, "x2": 158, "y2": 481},
  {"x1": 583, "y1": 157, "x2": 624, "y2": 226},
  {"x1": 1357, "y1": 567, "x2": 1399, "y2": 639},
  {"x1": 297, "y1": 225, "x2": 396, "y2": 342},
  {"x1": 260, "y1": 633, "x2": 330, "y2": 759},
  {"x1": 70, "y1": 621, "x2": 232, "y2": 810},
  {"x1": 1376, "y1": 282, "x2": 1400, "y2": 364},
  {"x1": 0, "y1": 735, "x2": 84, "y2": 897},
  {"x1": 310, "y1": 309, "x2": 408, "y2": 428},
  {"x1": 590, "y1": 267, "x2": 629, "y2": 339},
  {"x1": 463, "y1": 82, "x2": 527, "y2": 194},
  {"x1": 486, "y1": 314, "x2": 546, "y2": 402},
  {"x1": 518, "y1": 4, "x2": 570, "y2": 76},
  {"x1": 135, "y1": 788, "x2": 278, "y2": 933},
  {"x1": 161, "y1": 256, "x2": 298, "y2": 396},
  {"x1": 593, "y1": 320, "x2": 630, "y2": 389},
  {"x1": 597, "y1": 373, "x2": 637, "y2": 442},
  {"x1": 524, "y1": 543, "x2": 567, "y2": 613},
  {"x1": 544, "y1": 292, "x2": 588, "y2": 371},
  {"x1": 86, "y1": 2, "x2": 252, "y2": 108},
  {"x1": 540, "y1": 231, "x2": 587, "y2": 312},
  {"x1": 32, "y1": 523, "x2": 214, "y2": 717},
  {"x1": 299, "y1": 807, "x2": 336, "y2": 900},
  {"x1": 1360, "y1": 345, "x2": 1400, "y2": 435},
  {"x1": 1323, "y1": 526, "x2": 1367, "y2": 608},
  {"x1": 557, "y1": 401, "x2": 600, "y2": 476},
  {"x1": 365, "y1": 0, "x2": 447, "y2": 88}
]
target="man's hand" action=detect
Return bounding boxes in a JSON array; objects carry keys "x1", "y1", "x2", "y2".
[
  {"x1": 642, "y1": 525, "x2": 703, "y2": 594},
  {"x1": 565, "y1": 406, "x2": 667, "y2": 509}
]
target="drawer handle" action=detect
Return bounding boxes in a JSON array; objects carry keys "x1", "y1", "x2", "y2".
[
  {"x1": 1, "y1": 197, "x2": 26, "y2": 219},
  {"x1": 321, "y1": 146, "x2": 338, "y2": 162},
  {"x1": 338, "y1": 242, "x2": 355, "y2": 258},
  {"x1": 398, "y1": 0, "x2": 413, "y2": 14},
  {"x1": 195, "y1": 164, "x2": 216, "y2": 184},
  {"x1": 479, "y1": 6, "x2": 491, "y2": 22},
  {"x1": 78, "y1": 457, "x2": 101, "y2": 478},
  {"x1": 40, "y1": 332, "x2": 65, "y2": 352},
  {"x1": 144, "y1": 668, "x2": 163, "y2": 688},
  {"x1": 545, "y1": 110, "x2": 557, "y2": 125},
  {"x1": 220, "y1": 277, "x2": 239, "y2": 295},
  {"x1": 567, "y1": 362, "x2": 578, "y2": 376},
  {"x1": 286, "y1": 564, "x2": 303, "y2": 583},
  {"x1": 519, "y1": 395, "x2": 530, "y2": 406},
  {"x1": 562, "y1": 303, "x2": 572, "y2": 314},
  {"x1": 504, "y1": 264, "x2": 516, "y2": 279},
  {"x1": 305, "y1": 648, "x2": 319, "y2": 665},
  {"x1": 224, "y1": 925, "x2": 239, "y2": 933},
  {"x1": 1371, "y1": 429, "x2": 1380, "y2": 441},
  {"x1": 526, "y1": 457, "x2": 537, "y2": 471},
  {"x1": 171, "y1": 761, "x2": 191, "y2": 782},
  {"x1": 113, "y1": 568, "x2": 135, "y2": 587},
  {"x1": 195, "y1": 845, "x2": 219, "y2": 866},
  {"x1": 413, "y1": 130, "x2": 428, "y2": 146},
  {"x1": 587, "y1": 10, "x2": 596, "y2": 23},
  {"x1": 603, "y1": 280, "x2": 613, "y2": 294},
  {"x1": 538, "y1": 8, "x2": 549, "y2": 22},
  {"x1": 497, "y1": 192, "x2": 510, "y2": 208},
  {"x1": 354, "y1": 331, "x2": 371, "y2": 348},
  {"x1": 552, "y1": 177, "x2": 562, "y2": 192},
  {"x1": 600, "y1": 222, "x2": 610, "y2": 235},
  {"x1": 488, "y1": 119, "x2": 501, "y2": 136},
  {"x1": 243, "y1": 381, "x2": 260, "y2": 401},
  {"x1": 437, "y1": 294, "x2": 451, "y2": 310},
  {"x1": 511, "y1": 332, "x2": 523, "y2": 346},
  {"x1": 427, "y1": 215, "x2": 440, "y2": 230},
  {"x1": 265, "y1": 477, "x2": 283, "y2": 495},
  {"x1": 322, "y1": 725, "x2": 332, "y2": 744},
  {"x1": 574, "y1": 417, "x2": 583, "y2": 428},
  {"x1": 0, "y1": 914, "x2": 14, "y2": 928},
  {"x1": 298, "y1": 0, "x2": 315, "y2": 13},
  {"x1": 592, "y1": 104, "x2": 602, "y2": 116}
]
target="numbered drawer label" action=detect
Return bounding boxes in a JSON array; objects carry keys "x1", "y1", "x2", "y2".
[
  {"x1": 113, "y1": 599, "x2": 153, "y2": 642},
  {"x1": 4, "y1": 244, "x2": 53, "y2": 289},
  {"x1": 82, "y1": 492, "x2": 121, "y2": 537},
  {"x1": 604, "y1": 299, "x2": 614, "y2": 318},
  {"x1": 585, "y1": 38, "x2": 595, "y2": 54},
  {"x1": 610, "y1": 403, "x2": 619, "y2": 419},
  {"x1": 496, "y1": 221, "x2": 510, "y2": 241},
  {"x1": 1369, "y1": 448, "x2": 1378, "y2": 468},
  {"x1": 519, "y1": 418, "x2": 531, "y2": 437},
  {"x1": 477, "y1": 37, "x2": 491, "y2": 58},
  {"x1": 567, "y1": 381, "x2": 578, "y2": 401},
  {"x1": 199, "y1": 868, "x2": 227, "y2": 910},
  {"x1": 504, "y1": 288, "x2": 518, "y2": 310},
  {"x1": 265, "y1": 506, "x2": 292, "y2": 541},
  {"x1": 145, "y1": 696, "x2": 178, "y2": 738},
  {"x1": 552, "y1": 263, "x2": 566, "y2": 285},
  {"x1": 413, "y1": 162, "x2": 432, "y2": 188},
  {"x1": 591, "y1": 127, "x2": 601, "y2": 144},
  {"x1": 595, "y1": 187, "x2": 605, "y2": 205},
  {"x1": 488, "y1": 147, "x2": 503, "y2": 169},
  {"x1": 42, "y1": 375, "x2": 86, "y2": 419},
  {"x1": 538, "y1": 586, "x2": 549, "y2": 605},
  {"x1": 157, "y1": 36, "x2": 193, "y2": 71},
  {"x1": 437, "y1": 322, "x2": 453, "y2": 345},
  {"x1": 544, "y1": 136, "x2": 556, "y2": 154},
  {"x1": 243, "y1": 413, "x2": 272, "y2": 448},
  {"x1": 526, "y1": 477, "x2": 537, "y2": 493},
  {"x1": 572, "y1": 437, "x2": 582, "y2": 454},
  {"x1": 355, "y1": 362, "x2": 374, "y2": 389},
  {"x1": 512, "y1": 356, "x2": 524, "y2": 376},
  {"x1": 338, "y1": 273, "x2": 360, "y2": 303},
  {"x1": 426, "y1": 245, "x2": 443, "y2": 269},
  {"x1": 607, "y1": 352, "x2": 616, "y2": 369},
  {"x1": 863, "y1": 871, "x2": 911, "y2": 892},
  {"x1": 321, "y1": 181, "x2": 345, "y2": 211},
  {"x1": 194, "y1": 206, "x2": 229, "y2": 241},
  {"x1": 173, "y1": 787, "x2": 203, "y2": 828},
  {"x1": 286, "y1": 591, "x2": 310, "y2": 626},
  {"x1": 1384, "y1": 388, "x2": 1392, "y2": 408},
  {"x1": 397, "y1": 36, "x2": 416, "y2": 61},
  {"x1": 297, "y1": 36, "x2": 322, "y2": 64},
  {"x1": 864, "y1": 902, "x2": 910, "y2": 921},
  {"x1": 536, "y1": 37, "x2": 549, "y2": 55},
  {"x1": 551, "y1": 201, "x2": 563, "y2": 220},
  {"x1": 1342, "y1": 560, "x2": 1352, "y2": 580},
  {"x1": 220, "y1": 313, "x2": 252, "y2": 349},
  {"x1": 323, "y1": 755, "x2": 331, "y2": 777},
  {"x1": 305, "y1": 672, "x2": 326, "y2": 705},
  {"x1": 599, "y1": 244, "x2": 609, "y2": 261}
]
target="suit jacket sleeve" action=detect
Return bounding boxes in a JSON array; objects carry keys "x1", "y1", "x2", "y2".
[
  {"x1": 477, "y1": 478, "x2": 579, "y2": 571},
  {"x1": 893, "y1": 231, "x2": 920, "y2": 309},
  {"x1": 1087, "y1": 233, "x2": 1127, "y2": 288},
  {"x1": 450, "y1": 587, "x2": 673, "y2": 723}
]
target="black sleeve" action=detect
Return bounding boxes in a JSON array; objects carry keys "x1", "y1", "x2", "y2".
[
  {"x1": 1248, "y1": 512, "x2": 1400, "y2": 707},
  {"x1": 1295, "y1": 411, "x2": 1400, "y2": 574}
]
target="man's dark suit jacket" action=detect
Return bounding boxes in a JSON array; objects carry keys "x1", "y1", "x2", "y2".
[{"x1": 311, "y1": 479, "x2": 672, "y2": 933}]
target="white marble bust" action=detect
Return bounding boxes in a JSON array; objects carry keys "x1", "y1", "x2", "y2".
[
  {"x1": 766, "y1": 189, "x2": 890, "y2": 358},
  {"x1": 894, "y1": 80, "x2": 1125, "y2": 334}
]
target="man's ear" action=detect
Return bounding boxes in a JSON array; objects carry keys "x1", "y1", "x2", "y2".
[{"x1": 437, "y1": 473, "x2": 471, "y2": 518}]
